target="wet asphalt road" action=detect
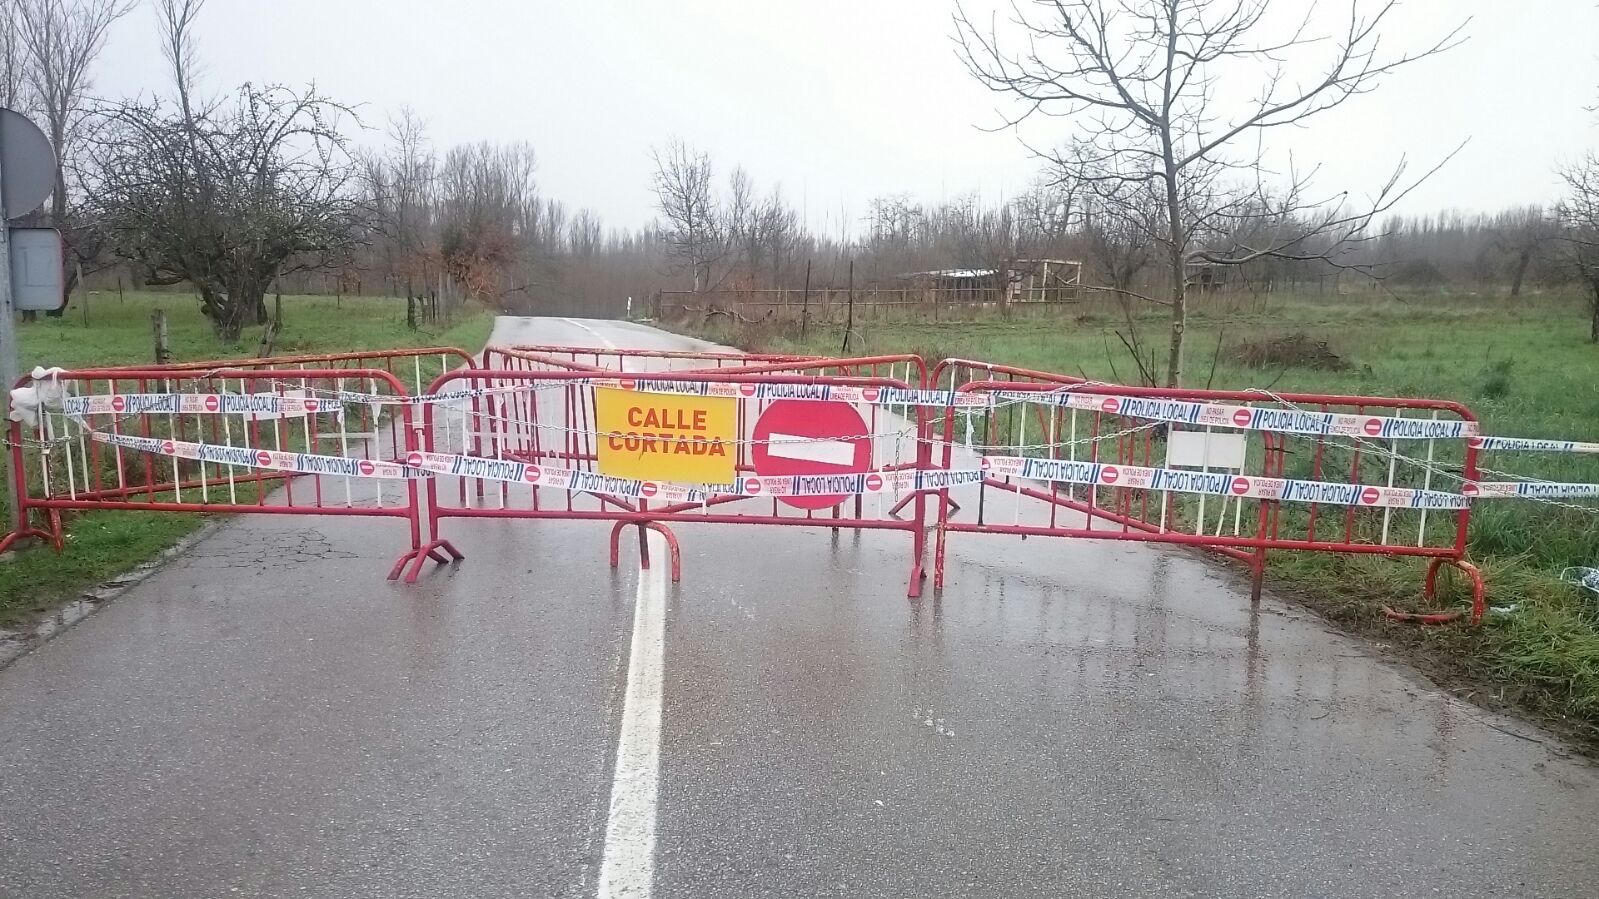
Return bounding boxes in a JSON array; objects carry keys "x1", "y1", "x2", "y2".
[{"x1": 2, "y1": 317, "x2": 1598, "y2": 898}]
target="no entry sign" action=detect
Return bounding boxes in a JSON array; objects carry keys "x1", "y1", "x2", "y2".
[{"x1": 751, "y1": 399, "x2": 872, "y2": 510}]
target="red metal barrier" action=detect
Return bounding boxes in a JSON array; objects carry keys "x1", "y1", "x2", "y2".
[
  {"x1": 1, "y1": 367, "x2": 439, "y2": 577},
  {"x1": 490, "y1": 344, "x2": 820, "y2": 373},
  {"x1": 482, "y1": 340, "x2": 825, "y2": 375},
  {"x1": 407, "y1": 365, "x2": 935, "y2": 593},
  {"x1": 0, "y1": 340, "x2": 1494, "y2": 625},
  {"x1": 482, "y1": 346, "x2": 611, "y2": 377},
  {"x1": 932, "y1": 378, "x2": 1486, "y2": 623},
  {"x1": 117, "y1": 347, "x2": 477, "y2": 394}
]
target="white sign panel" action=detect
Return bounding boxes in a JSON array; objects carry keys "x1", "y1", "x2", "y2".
[
  {"x1": 1166, "y1": 428, "x2": 1248, "y2": 470},
  {"x1": 7, "y1": 227, "x2": 62, "y2": 311}
]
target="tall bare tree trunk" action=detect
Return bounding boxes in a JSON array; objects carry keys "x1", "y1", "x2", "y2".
[
  {"x1": 1590, "y1": 281, "x2": 1599, "y2": 344},
  {"x1": 1162, "y1": 170, "x2": 1186, "y2": 388},
  {"x1": 1509, "y1": 248, "x2": 1533, "y2": 297}
]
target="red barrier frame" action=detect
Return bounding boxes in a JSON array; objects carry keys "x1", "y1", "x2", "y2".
[
  {"x1": 408, "y1": 366, "x2": 934, "y2": 594},
  {"x1": 932, "y1": 377, "x2": 1487, "y2": 624},
  {"x1": 1, "y1": 367, "x2": 443, "y2": 579},
  {"x1": 490, "y1": 344, "x2": 821, "y2": 373}
]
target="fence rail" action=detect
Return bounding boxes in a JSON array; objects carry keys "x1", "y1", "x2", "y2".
[{"x1": 661, "y1": 286, "x2": 1082, "y2": 324}]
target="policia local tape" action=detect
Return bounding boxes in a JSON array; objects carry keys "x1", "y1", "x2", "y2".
[{"x1": 71, "y1": 430, "x2": 1599, "y2": 510}]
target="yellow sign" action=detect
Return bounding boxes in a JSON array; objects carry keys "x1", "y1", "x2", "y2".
[{"x1": 595, "y1": 387, "x2": 736, "y2": 483}]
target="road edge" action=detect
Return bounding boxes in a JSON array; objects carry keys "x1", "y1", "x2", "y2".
[{"x1": 0, "y1": 518, "x2": 228, "y2": 670}]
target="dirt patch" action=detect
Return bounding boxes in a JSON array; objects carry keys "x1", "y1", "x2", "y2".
[{"x1": 1229, "y1": 332, "x2": 1351, "y2": 372}]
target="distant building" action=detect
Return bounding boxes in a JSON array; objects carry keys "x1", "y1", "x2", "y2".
[
  {"x1": 899, "y1": 259, "x2": 1082, "y2": 303},
  {"x1": 1185, "y1": 261, "x2": 1231, "y2": 293}
]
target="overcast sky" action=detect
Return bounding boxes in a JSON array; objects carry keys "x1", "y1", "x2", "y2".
[{"x1": 93, "y1": 0, "x2": 1599, "y2": 238}]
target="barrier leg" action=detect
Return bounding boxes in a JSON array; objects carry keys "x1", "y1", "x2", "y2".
[
  {"x1": 395, "y1": 537, "x2": 464, "y2": 584},
  {"x1": 1383, "y1": 558, "x2": 1484, "y2": 627},
  {"x1": 0, "y1": 526, "x2": 60, "y2": 557},
  {"x1": 46, "y1": 509, "x2": 64, "y2": 551},
  {"x1": 908, "y1": 483, "x2": 933, "y2": 595},
  {"x1": 611, "y1": 520, "x2": 682, "y2": 583},
  {"x1": 933, "y1": 493, "x2": 950, "y2": 591},
  {"x1": 1249, "y1": 547, "x2": 1266, "y2": 604},
  {"x1": 888, "y1": 488, "x2": 953, "y2": 520},
  {"x1": 0, "y1": 440, "x2": 59, "y2": 554}
]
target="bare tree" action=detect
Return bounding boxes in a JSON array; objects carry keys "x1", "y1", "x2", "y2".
[
  {"x1": 1557, "y1": 153, "x2": 1599, "y2": 343},
  {"x1": 360, "y1": 107, "x2": 439, "y2": 321},
  {"x1": 1490, "y1": 206, "x2": 1558, "y2": 298},
  {"x1": 17, "y1": 0, "x2": 135, "y2": 223},
  {"x1": 754, "y1": 185, "x2": 801, "y2": 285},
  {"x1": 155, "y1": 0, "x2": 205, "y2": 124},
  {"x1": 436, "y1": 140, "x2": 531, "y2": 297},
  {"x1": 569, "y1": 208, "x2": 603, "y2": 257},
  {"x1": 0, "y1": 0, "x2": 24, "y2": 109},
  {"x1": 956, "y1": 0, "x2": 1463, "y2": 386},
  {"x1": 650, "y1": 138, "x2": 721, "y2": 291},
  {"x1": 83, "y1": 85, "x2": 362, "y2": 341}
]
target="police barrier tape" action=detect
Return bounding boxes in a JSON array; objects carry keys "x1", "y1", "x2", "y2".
[
  {"x1": 1470, "y1": 436, "x2": 1599, "y2": 454},
  {"x1": 405, "y1": 450, "x2": 711, "y2": 503},
  {"x1": 64, "y1": 391, "x2": 333, "y2": 417},
  {"x1": 70, "y1": 427, "x2": 1599, "y2": 508},
  {"x1": 469, "y1": 378, "x2": 1599, "y2": 458},
  {"x1": 723, "y1": 468, "x2": 984, "y2": 499},
  {"x1": 1465, "y1": 481, "x2": 1599, "y2": 499},
  {"x1": 89, "y1": 428, "x2": 986, "y2": 502},
  {"x1": 72, "y1": 384, "x2": 1599, "y2": 463},
  {"x1": 989, "y1": 390, "x2": 1481, "y2": 440},
  {"x1": 334, "y1": 385, "x2": 531, "y2": 406},
  {"x1": 981, "y1": 455, "x2": 1473, "y2": 510},
  {"x1": 408, "y1": 448, "x2": 986, "y2": 501},
  {"x1": 335, "y1": 376, "x2": 987, "y2": 409},
  {"x1": 90, "y1": 430, "x2": 427, "y2": 479},
  {"x1": 584, "y1": 377, "x2": 991, "y2": 408}
]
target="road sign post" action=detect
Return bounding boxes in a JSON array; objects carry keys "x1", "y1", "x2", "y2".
[
  {"x1": 0, "y1": 107, "x2": 60, "y2": 543},
  {"x1": 1, "y1": 151, "x2": 17, "y2": 533}
]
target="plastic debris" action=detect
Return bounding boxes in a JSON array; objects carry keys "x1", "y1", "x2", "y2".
[
  {"x1": 7, "y1": 367, "x2": 67, "y2": 427},
  {"x1": 1560, "y1": 567, "x2": 1599, "y2": 596}
]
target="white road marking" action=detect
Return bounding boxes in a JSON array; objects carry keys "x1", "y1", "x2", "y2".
[
  {"x1": 562, "y1": 317, "x2": 620, "y2": 351},
  {"x1": 597, "y1": 531, "x2": 666, "y2": 899},
  {"x1": 766, "y1": 433, "x2": 857, "y2": 466}
]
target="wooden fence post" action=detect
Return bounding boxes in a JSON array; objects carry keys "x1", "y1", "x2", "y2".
[{"x1": 152, "y1": 310, "x2": 171, "y2": 364}]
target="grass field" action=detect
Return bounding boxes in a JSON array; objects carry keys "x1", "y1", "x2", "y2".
[
  {"x1": 0, "y1": 291, "x2": 494, "y2": 628},
  {"x1": 675, "y1": 291, "x2": 1599, "y2": 746}
]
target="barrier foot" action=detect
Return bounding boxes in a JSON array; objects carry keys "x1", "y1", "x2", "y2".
[
  {"x1": 611, "y1": 521, "x2": 682, "y2": 583},
  {"x1": 888, "y1": 489, "x2": 954, "y2": 520},
  {"x1": 609, "y1": 521, "x2": 628, "y2": 570},
  {"x1": 392, "y1": 539, "x2": 464, "y2": 584},
  {"x1": 1383, "y1": 558, "x2": 1484, "y2": 627},
  {"x1": 907, "y1": 562, "x2": 924, "y2": 599},
  {"x1": 0, "y1": 528, "x2": 63, "y2": 556}
]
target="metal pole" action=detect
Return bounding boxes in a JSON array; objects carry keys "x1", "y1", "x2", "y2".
[
  {"x1": 800, "y1": 259, "x2": 811, "y2": 341},
  {"x1": 0, "y1": 161, "x2": 20, "y2": 529},
  {"x1": 842, "y1": 259, "x2": 853, "y2": 355}
]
